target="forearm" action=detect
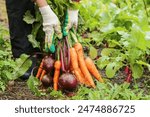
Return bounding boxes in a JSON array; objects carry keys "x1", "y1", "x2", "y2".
[{"x1": 33, "y1": 0, "x2": 48, "y2": 7}]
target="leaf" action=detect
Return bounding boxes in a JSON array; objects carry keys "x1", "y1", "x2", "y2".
[
  {"x1": 23, "y1": 11, "x2": 35, "y2": 24},
  {"x1": 0, "y1": 81, "x2": 6, "y2": 92},
  {"x1": 28, "y1": 34, "x2": 40, "y2": 48},
  {"x1": 108, "y1": 39, "x2": 121, "y2": 47},
  {"x1": 89, "y1": 31, "x2": 103, "y2": 43},
  {"x1": 5, "y1": 71, "x2": 12, "y2": 80},
  {"x1": 106, "y1": 63, "x2": 116, "y2": 78},
  {"x1": 136, "y1": 60, "x2": 150, "y2": 71},
  {"x1": 101, "y1": 48, "x2": 115, "y2": 56},
  {"x1": 101, "y1": 23, "x2": 114, "y2": 32},
  {"x1": 145, "y1": 31, "x2": 150, "y2": 40},
  {"x1": 12, "y1": 54, "x2": 32, "y2": 79},
  {"x1": 130, "y1": 26, "x2": 147, "y2": 51},
  {"x1": 127, "y1": 48, "x2": 142, "y2": 64},
  {"x1": 131, "y1": 63, "x2": 143, "y2": 79},
  {"x1": 96, "y1": 57, "x2": 109, "y2": 69},
  {"x1": 89, "y1": 46, "x2": 97, "y2": 59},
  {"x1": 27, "y1": 75, "x2": 43, "y2": 96},
  {"x1": 106, "y1": 62, "x2": 123, "y2": 78},
  {"x1": 50, "y1": 90, "x2": 64, "y2": 98}
]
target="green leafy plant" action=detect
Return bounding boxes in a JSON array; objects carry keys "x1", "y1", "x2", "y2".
[
  {"x1": 70, "y1": 81, "x2": 150, "y2": 100},
  {"x1": 79, "y1": 0, "x2": 150, "y2": 79},
  {"x1": 27, "y1": 75, "x2": 46, "y2": 96},
  {"x1": 0, "y1": 24, "x2": 32, "y2": 92}
]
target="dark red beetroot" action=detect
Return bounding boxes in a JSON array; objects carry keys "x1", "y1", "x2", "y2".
[
  {"x1": 43, "y1": 55, "x2": 55, "y2": 72},
  {"x1": 41, "y1": 73, "x2": 53, "y2": 87},
  {"x1": 58, "y1": 73, "x2": 78, "y2": 92}
]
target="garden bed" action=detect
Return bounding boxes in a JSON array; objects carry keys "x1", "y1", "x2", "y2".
[{"x1": 0, "y1": 70, "x2": 150, "y2": 100}]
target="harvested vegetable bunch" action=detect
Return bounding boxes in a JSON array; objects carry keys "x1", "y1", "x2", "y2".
[{"x1": 33, "y1": 0, "x2": 103, "y2": 93}]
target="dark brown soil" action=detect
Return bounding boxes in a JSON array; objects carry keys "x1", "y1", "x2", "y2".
[
  {"x1": 0, "y1": 80, "x2": 50, "y2": 100},
  {"x1": 0, "y1": 69, "x2": 149, "y2": 100}
]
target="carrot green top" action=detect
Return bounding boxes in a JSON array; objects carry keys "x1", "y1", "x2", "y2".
[{"x1": 47, "y1": 0, "x2": 80, "y2": 20}]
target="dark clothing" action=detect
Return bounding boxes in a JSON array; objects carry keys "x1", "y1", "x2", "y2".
[{"x1": 6, "y1": 0, "x2": 35, "y2": 58}]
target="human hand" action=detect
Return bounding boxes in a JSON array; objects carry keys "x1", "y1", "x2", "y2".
[
  {"x1": 63, "y1": 9, "x2": 79, "y2": 36},
  {"x1": 39, "y1": 5, "x2": 62, "y2": 53}
]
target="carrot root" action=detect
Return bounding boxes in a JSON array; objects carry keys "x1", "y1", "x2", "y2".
[
  {"x1": 53, "y1": 61, "x2": 61, "y2": 91},
  {"x1": 85, "y1": 57, "x2": 104, "y2": 83},
  {"x1": 70, "y1": 47, "x2": 91, "y2": 87},
  {"x1": 40, "y1": 70, "x2": 46, "y2": 81},
  {"x1": 74, "y1": 43, "x2": 96, "y2": 88},
  {"x1": 36, "y1": 60, "x2": 44, "y2": 79}
]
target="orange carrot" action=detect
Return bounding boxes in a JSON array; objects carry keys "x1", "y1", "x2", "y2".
[
  {"x1": 85, "y1": 57, "x2": 104, "y2": 83},
  {"x1": 70, "y1": 48, "x2": 78, "y2": 69},
  {"x1": 53, "y1": 60, "x2": 61, "y2": 91},
  {"x1": 74, "y1": 43, "x2": 96, "y2": 88},
  {"x1": 70, "y1": 47, "x2": 91, "y2": 87},
  {"x1": 70, "y1": 48, "x2": 81, "y2": 81},
  {"x1": 36, "y1": 59, "x2": 44, "y2": 79},
  {"x1": 74, "y1": 69, "x2": 91, "y2": 87},
  {"x1": 40, "y1": 70, "x2": 46, "y2": 81},
  {"x1": 70, "y1": 62, "x2": 74, "y2": 72}
]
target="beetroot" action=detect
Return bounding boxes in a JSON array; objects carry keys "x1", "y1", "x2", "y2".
[
  {"x1": 41, "y1": 73, "x2": 53, "y2": 87},
  {"x1": 58, "y1": 73, "x2": 78, "y2": 92},
  {"x1": 124, "y1": 66, "x2": 129, "y2": 74},
  {"x1": 125, "y1": 73, "x2": 132, "y2": 83},
  {"x1": 43, "y1": 55, "x2": 54, "y2": 72}
]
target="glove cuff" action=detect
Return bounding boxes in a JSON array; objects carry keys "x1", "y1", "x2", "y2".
[
  {"x1": 39, "y1": 5, "x2": 54, "y2": 16},
  {"x1": 68, "y1": 9, "x2": 79, "y2": 17}
]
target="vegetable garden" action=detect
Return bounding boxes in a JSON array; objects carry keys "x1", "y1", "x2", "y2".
[{"x1": 0, "y1": 0, "x2": 150, "y2": 100}]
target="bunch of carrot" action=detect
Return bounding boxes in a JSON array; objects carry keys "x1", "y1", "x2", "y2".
[
  {"x1": 70, "y1": 43, "x2": 104, "y2": 88},
  {"x1": 69, "y1": 31, "x2": 104, "y2": 88}
]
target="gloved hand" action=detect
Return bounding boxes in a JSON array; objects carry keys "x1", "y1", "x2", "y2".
[
  {"x1": 63, "y1": 9, "x2": 79, "y2": 36},
  {"x1": 39, "y1": 5, "x2": 62, "y2": 53}
]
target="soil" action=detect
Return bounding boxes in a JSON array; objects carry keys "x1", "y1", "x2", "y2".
[
  {"x1": 0, "y1": 80, "x2": 50, "y2": 100},
  {"x1": 0, "y1": 69, "x2": 150, "y2": 100}
]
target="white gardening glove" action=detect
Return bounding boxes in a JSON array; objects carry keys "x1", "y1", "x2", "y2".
[
  {"x1": 63, "y1": 9, "x2": 79, "y2": 36},
  {"x1": 39, "y1": 5, "x2": 62, "y2": 52}
]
